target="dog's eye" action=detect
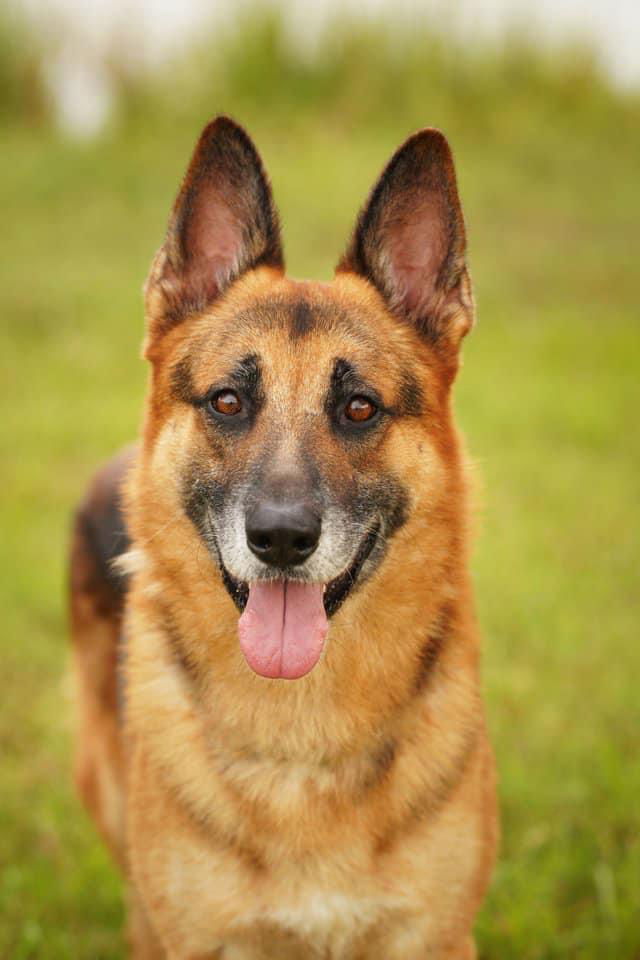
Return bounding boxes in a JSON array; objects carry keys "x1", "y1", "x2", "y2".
[
  {"x1": 345, "y1": 396, "x2": 377, "y2": 423},
  {"x1": 209, "y1": 390, "x2": 242, "y2": 417}
]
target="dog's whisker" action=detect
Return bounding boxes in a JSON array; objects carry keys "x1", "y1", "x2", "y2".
[{"x1": 137, "y1": 513, "x2": 182, "y2": 547}]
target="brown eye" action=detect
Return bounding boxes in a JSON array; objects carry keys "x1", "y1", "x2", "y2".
[
  {"x1": 345, "y1": 396, "x2": 377, "y2": 423},
  {"x1": 211, "y1": 390, "x2": 242, "y2": 416}
]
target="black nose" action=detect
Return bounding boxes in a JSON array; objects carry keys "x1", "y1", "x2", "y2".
[{"x1": 245, "y1": 501, "x2": 321, "y2": 567}]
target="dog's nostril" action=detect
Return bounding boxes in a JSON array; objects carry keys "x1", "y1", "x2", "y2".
[
  {"x1": 253, "y1": 535, "x2": 272, "y2": 551},
  {"x1": 293, "y1": 536, "x2": 313, "y2": 553}
]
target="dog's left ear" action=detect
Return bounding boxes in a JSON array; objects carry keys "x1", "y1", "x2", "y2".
[
  {"x1": 145, "y1": 116, "x2": 283, "y2": 350},
  {"x1": 336, "y1": 128, "x2": 474, "y2": 348}
]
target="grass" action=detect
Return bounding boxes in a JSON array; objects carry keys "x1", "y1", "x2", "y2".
[{"x1": 1, "y1": 12, "x2": 639, "y2": 958}]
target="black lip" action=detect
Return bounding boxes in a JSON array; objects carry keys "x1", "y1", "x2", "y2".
[
  {"x1": 216, "y1": 523, "x2": 380, "y2": 616},
  {"x1": 322, "y1": 523, "x2": 379, "y2": 616}
]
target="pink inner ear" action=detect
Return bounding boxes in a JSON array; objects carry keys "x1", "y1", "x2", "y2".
[
  {"x1": 385, "y1": 196, "x2": 447, "y2": 317},
  {"x1": 185, "y1": 184, "x2": 245, "y2": 296}
]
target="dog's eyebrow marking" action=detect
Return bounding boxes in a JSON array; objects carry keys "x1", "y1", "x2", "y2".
[
  {"x1": 332, "y1": 357, "x2": 356, "y2": 384},
  {"x1": 327, "y1": 357, "x2": 365, "y2": 401},
  {"x1": 230, "y1": 353, "x2": 262, "y2": 396}
]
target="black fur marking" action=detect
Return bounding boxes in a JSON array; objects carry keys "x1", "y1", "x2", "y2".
[
  {"x1": 76, "y1": 506, "x2": 130, "y2": 601},
  {"x1": 397, "y1": 369, "x2": 424, "y2": 417},
  {"x1": 182, "y1": 470, "x2": 227, "y2": 531},
  {"x1": 73, "y1": 450, "x2": 133, "y2": 605},
  {"x1": 375, "y1": 725, "x2": 480, "y2": 856},
  {"x1": 290, "y1": 299, "x2": 316, "y2": 338},
  {"x1": 375, "y1": 739, "x2": 397, "y2": 780},
  {"x1": 382, "y1": 480, "x2": 409, "y2": 536},
  {"x1": 170, "y1": 357, "x2": 196, "y2": 404},
  {"x1": 328, "y1": 358, "x2": 359, "y2": 401},
  {"x1": 231, "y1": 296, "x2": 372, "y2": 346},
  {"x1": 360, "y1": 739, "x2": 397, "y2": 795},
  {"x1": 289, "y1": 300, "x2": 378, "y2": 346},
  {"x1": 231, "y1": 353, "x2": 263, "y2": 401},
  {"x1": 352, "y1": 475, "x2": 409, "y2": 537},
  {"x1": 414, "y1": 602, "x2": 454, "y2": 695},
  {"x1": 164, "y1": 776, "x2": 266, "y2": 873},
  {"x1": 285, "y1": 297, "x2": 373, "y2": 341}
]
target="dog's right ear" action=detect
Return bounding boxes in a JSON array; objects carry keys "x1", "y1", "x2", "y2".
[{"x1": 144, "y1": 116, "x2": 283, "y2": 352}]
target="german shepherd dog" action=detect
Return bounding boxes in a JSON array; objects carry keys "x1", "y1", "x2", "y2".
[{"x1": 69, "y1": 116, "x2": 497, "y2": 959}]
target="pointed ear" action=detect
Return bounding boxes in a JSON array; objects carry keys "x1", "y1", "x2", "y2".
[
  {"x1": 336, "y1": 128, "x2": 474, "y2": 347},
  {"x1": 145, "y1": 116, "x2": 283, "y2": 346}
]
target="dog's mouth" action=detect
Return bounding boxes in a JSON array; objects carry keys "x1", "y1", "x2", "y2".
[{"x1": 218, "y1": 524, "x2": 379, "y2": 680}]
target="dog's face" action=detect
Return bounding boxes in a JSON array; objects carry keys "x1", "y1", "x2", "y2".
[{"x1": 140, "y1": 117, "x2": 474, "y2": 679}]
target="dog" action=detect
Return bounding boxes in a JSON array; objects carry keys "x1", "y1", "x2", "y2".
[{"x1": 69, "y1": 116, "x2": 498, "y2": 959}]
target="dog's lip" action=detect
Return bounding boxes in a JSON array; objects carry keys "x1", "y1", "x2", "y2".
[
  {"x1": 217, "y1": 523, "x2": 380, "y2": 617},
  {"x1": 321, "y1": 522, "x2": 379, "y2": 616}
]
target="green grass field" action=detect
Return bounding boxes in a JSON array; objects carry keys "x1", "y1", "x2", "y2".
[{"x1": 1, "y1": 14, "x2": 639, "y2": 959}]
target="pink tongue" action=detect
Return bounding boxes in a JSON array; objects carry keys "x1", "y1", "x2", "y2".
[{"x1": 238, "y1": 581, "x2": 328, "y2": 679}]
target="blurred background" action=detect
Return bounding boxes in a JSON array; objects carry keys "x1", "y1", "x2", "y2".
[{"x1": 1, "y1": 0, "x2": 638, "y2": 957}]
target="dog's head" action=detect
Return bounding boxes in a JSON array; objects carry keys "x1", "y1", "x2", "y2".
[{"x1": 139, "y1": 117, "x2": 474, "y2": 680}]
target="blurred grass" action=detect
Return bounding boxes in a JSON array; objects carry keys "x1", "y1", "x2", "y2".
[{"x1": 1, "y1": 9, "x2": 639, "y2": 959}]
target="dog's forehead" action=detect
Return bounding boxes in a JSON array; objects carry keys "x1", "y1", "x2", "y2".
[{"x1": 185, "y1": 275, "x2": 421, "y2": 396}]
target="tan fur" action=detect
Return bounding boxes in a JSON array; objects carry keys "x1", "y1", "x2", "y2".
[{"x1": 69, "y1": 120, "x2": 498, "y2": 959}]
